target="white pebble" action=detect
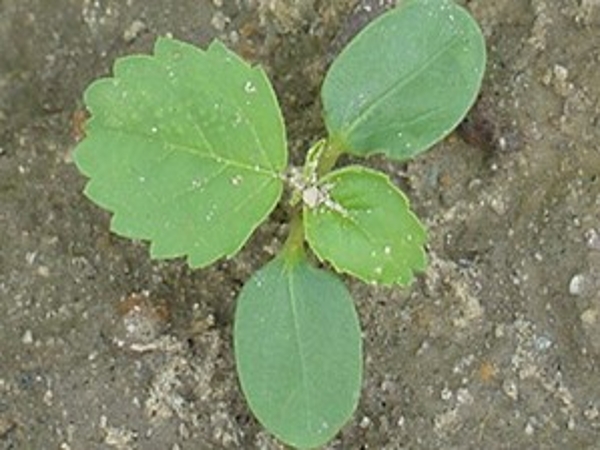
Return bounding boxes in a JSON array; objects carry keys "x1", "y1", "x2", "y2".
[
  {"x1": 22, "y1": 329, "x2": 34, "y2": 344},
  {"x1": 502, "y1": 379, "x2": 519, "y2": 401},
  {"x1": 524, "y1": 422, "x2": 535, "y2": 435},
  {"x1": 569, "y1": 273, "x2": 586, "y2": 296},
  {"x1": 581, "y1": 308, "x2": 597, "y2": 325},
  {"x1": 123, "y1": 20, "x2": 147, "y2": 43},
  {"x1": 359, "y1": 416, "x2": 371, "y2": 429}
]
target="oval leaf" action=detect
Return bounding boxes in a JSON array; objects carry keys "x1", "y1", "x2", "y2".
[
  {"x1": 234, "y1": 256, "x2": 362, "y2": 449},
  {"x1": 74, "y1": 38, "x2": 287, "y2": 267},
  {"x1": 322, "y1": 0, "x2": 486, "y2": 161},
  {"x1": 304, "y1": 166, "x2": 427, "y2": 285}
]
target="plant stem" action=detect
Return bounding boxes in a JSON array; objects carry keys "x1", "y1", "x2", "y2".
[
  {"x1": 317, "y1": 137, "x2": 344, "y2": 177},
  {"x1": 281, "y1": 207, "x2": 305, "y2": 264},
  {"x1": 282, "y1": 136, "x2": 344, "y2": 264}
]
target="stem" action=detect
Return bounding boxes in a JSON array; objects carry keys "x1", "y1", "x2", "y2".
[
  {"x1": 281, "y1": 136, "x2": 345, "y2": 264},
  {"x1": 317, "y1": 137, "x2": 344, "y2": 178},
  {"x1": 281, "y1": 206, "x2": 305, "y2": 263}
]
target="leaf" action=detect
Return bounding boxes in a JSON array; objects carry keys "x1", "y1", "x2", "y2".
[
  {"x1": 234, "y1": 255, "x2": 362, "y2": 449},
  {"x1": 74, "y1": 38, "x2": 287, "y2": 267},
  {"x1": 322, "y1": 0, "x2": 486, "y2": 161},
  {"x1": 304, "y1": 166, "x2": 427, "y2": 286}
]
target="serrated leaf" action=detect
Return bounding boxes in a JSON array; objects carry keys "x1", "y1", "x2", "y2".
[
  {"x1": 304, "y1": 166, "x2": 427, "y2": 286},
  {"x1": 74, "y1": 38, "x2": 287, "y2": 267},
  {"x1": 234, "y1": 255, "x2": 362, "y2": 449},
  {"x1": 322, "y1": 0, "x2": 486, "y2": 161}
]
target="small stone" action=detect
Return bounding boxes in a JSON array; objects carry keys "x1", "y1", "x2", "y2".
[
  {"x1": 569, "y1": 274, "x2": 586, "y2": 296},
  {"x1": 534, "y1": 335, "x2": 552, "y2": 351},
  {"x1": 524, "y1": 422, "x2": 535, "y2": 435},
  {"x1": 123, "y1": 20, "x2": 147, "y2": 43},
  {"x1": 581, "y1": 308, "x2": 597, "y2": 325},
  {"x1": 583, "y1": 405, "x2": 599, "y2": 420},
  {"x1": 553, "y1": 64, "x2": 568, "y2": 82},
  {"x1": 37, "y1": 266, "x2": 50, "y2": 277},
  {"x1": 456, "y1": 388, "x2": 473, "y2": 405},
  {"x1": 178, "y1": 422, "x2": 190, "y2": 440},
  {"x1": 489, "y1": 196, "x2": 507, "y2": 215},
  {"x1": 228, "y1": 30, "x2": 239, "y2": 44},
  {"x1": 584, "y1": 228, "x2": 600, "y2": 250},
  {"x1": 434, "y1": 408, "x2": 459, "y2": 433},
  {"x1": 502, "y1": 379, "x2": 519, "y2": 401},
  {"x1": 495, "y1": 324, "x2": 506, "y2": 338},
  {"x1": 22, "y1": 330, "x2": 34, "y2": 344},
  {"x1": 211, "y1": 11, "x2": 229, "y2": 31},
  {"x1": 359, "y1": 416, "x2": 371, "y2": 429},
  {"x1": 440, "y1": 387, "x2": 453, "y2": 401},
  {"x1": 116, "y1": 292, "x2": 169, "y2": 346},
  {"x1": 43, "y1": 389, "x2": 53, "y2": 406},
  {"x1": 579, "y1": 307, "x2": 600, "y2": 351}
]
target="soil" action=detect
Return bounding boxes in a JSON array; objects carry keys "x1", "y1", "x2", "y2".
[{"x1": 1, "y1": 0, "x2": 600, "y2": 449}]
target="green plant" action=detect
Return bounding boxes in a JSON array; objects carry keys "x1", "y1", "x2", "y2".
[{"x1": 73, "y1": 0, "x2": 485, "y2": 447}]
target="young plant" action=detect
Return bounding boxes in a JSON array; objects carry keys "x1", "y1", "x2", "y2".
[{"x1": 73, "y1": 0, "x2": 485, "y2": 448}]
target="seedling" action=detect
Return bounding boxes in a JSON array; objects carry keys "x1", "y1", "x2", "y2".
[{"x1": 74, "y1": 0, "x2": 485, "y2": 448}]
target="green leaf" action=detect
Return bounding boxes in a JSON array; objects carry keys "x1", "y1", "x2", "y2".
[
  {"x1": 74, "y1": 38, "x2": 287, "y2": 267},
  {"x1": 322, "y1": 0, "x2": 486, "y2": 161},
  {"x1": 304, "y1": 166, "x2": 427, "y2": 286},
  {"x1": 234, "y1": 255, "x2": 362, "y2": 449}
]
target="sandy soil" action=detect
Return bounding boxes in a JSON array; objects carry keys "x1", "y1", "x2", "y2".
[{"x1": 1, "y1": 0, "x2": 599, "y2": 448}]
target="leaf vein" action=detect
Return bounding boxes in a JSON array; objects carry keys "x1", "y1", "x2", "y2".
[{"x1": 344, "y1": 33, "x2": 460, "y2": 137}]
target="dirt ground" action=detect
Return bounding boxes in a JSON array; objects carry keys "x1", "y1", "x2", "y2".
[{"x1": 1, "y1": 0, "x2": 600, "y2": 449}]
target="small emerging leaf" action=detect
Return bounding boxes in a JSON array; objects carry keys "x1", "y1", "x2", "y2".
[
  {"x1": 304, "y1": 166, "x2": 427, "y2": 286},
  {"x1": 322, "y1": 0, "x2": 486, "y2": 161},
  {"x1": 74, "y1": 38, "x2": 287, "y2": 267},
  {"x1": 234, "y1": 255, "x2": 362, "y2": 449}
]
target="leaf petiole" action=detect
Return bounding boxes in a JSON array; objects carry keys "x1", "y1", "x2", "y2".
[{"x1": 281, "y1": 208, "x2": 305, "y2": 263}]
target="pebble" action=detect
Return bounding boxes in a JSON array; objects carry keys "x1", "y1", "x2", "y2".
[
  {"x1": 584, "y1": 228, "x2": 600, "y2": 250},
  {"x1": 178, "y1": 422, "x2": 190, "y2": 440},
  {"x1": 440, "y1": 387, "x2": 453, "y2": 401},
  {"x1": 568, "y1": 273, "x2": 586, "y2": 296},
  {"x1": 22, "y1": 329, "x2": 34, "y2": 344},
  {"x1": 581, "y1": 308, "x2": 597, "y2": 326},
  {"x1": 489, "y1": 195, "x2": 507, "y2": 215},
  {"x1": 123, "y1": 20, "x2": 146, "y2": 43},
  {"x1": 502, "y1": 379, "x2": 519, "y2": 401},
  {"x1": 553, "y1": 64, "x2": 568, "y2": 83},
  {"x1": 583, "y1": 405, "x2": 599, "y2": 420},
  {"x1": 524, "y1": 421, "x2": 535, "y2": 435},
  {"x1": 359, "y1": 416, "x2": 371, "y2": 429},
  {"x1": 534, "y1": 335, "x2": 553, "y2": 351},
  {"x1": 211, "y1": 11, "x2": 229, "y2": 31},
  {"x1": 456, "y1": 388, "x2": 473, "y2": 405}
]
